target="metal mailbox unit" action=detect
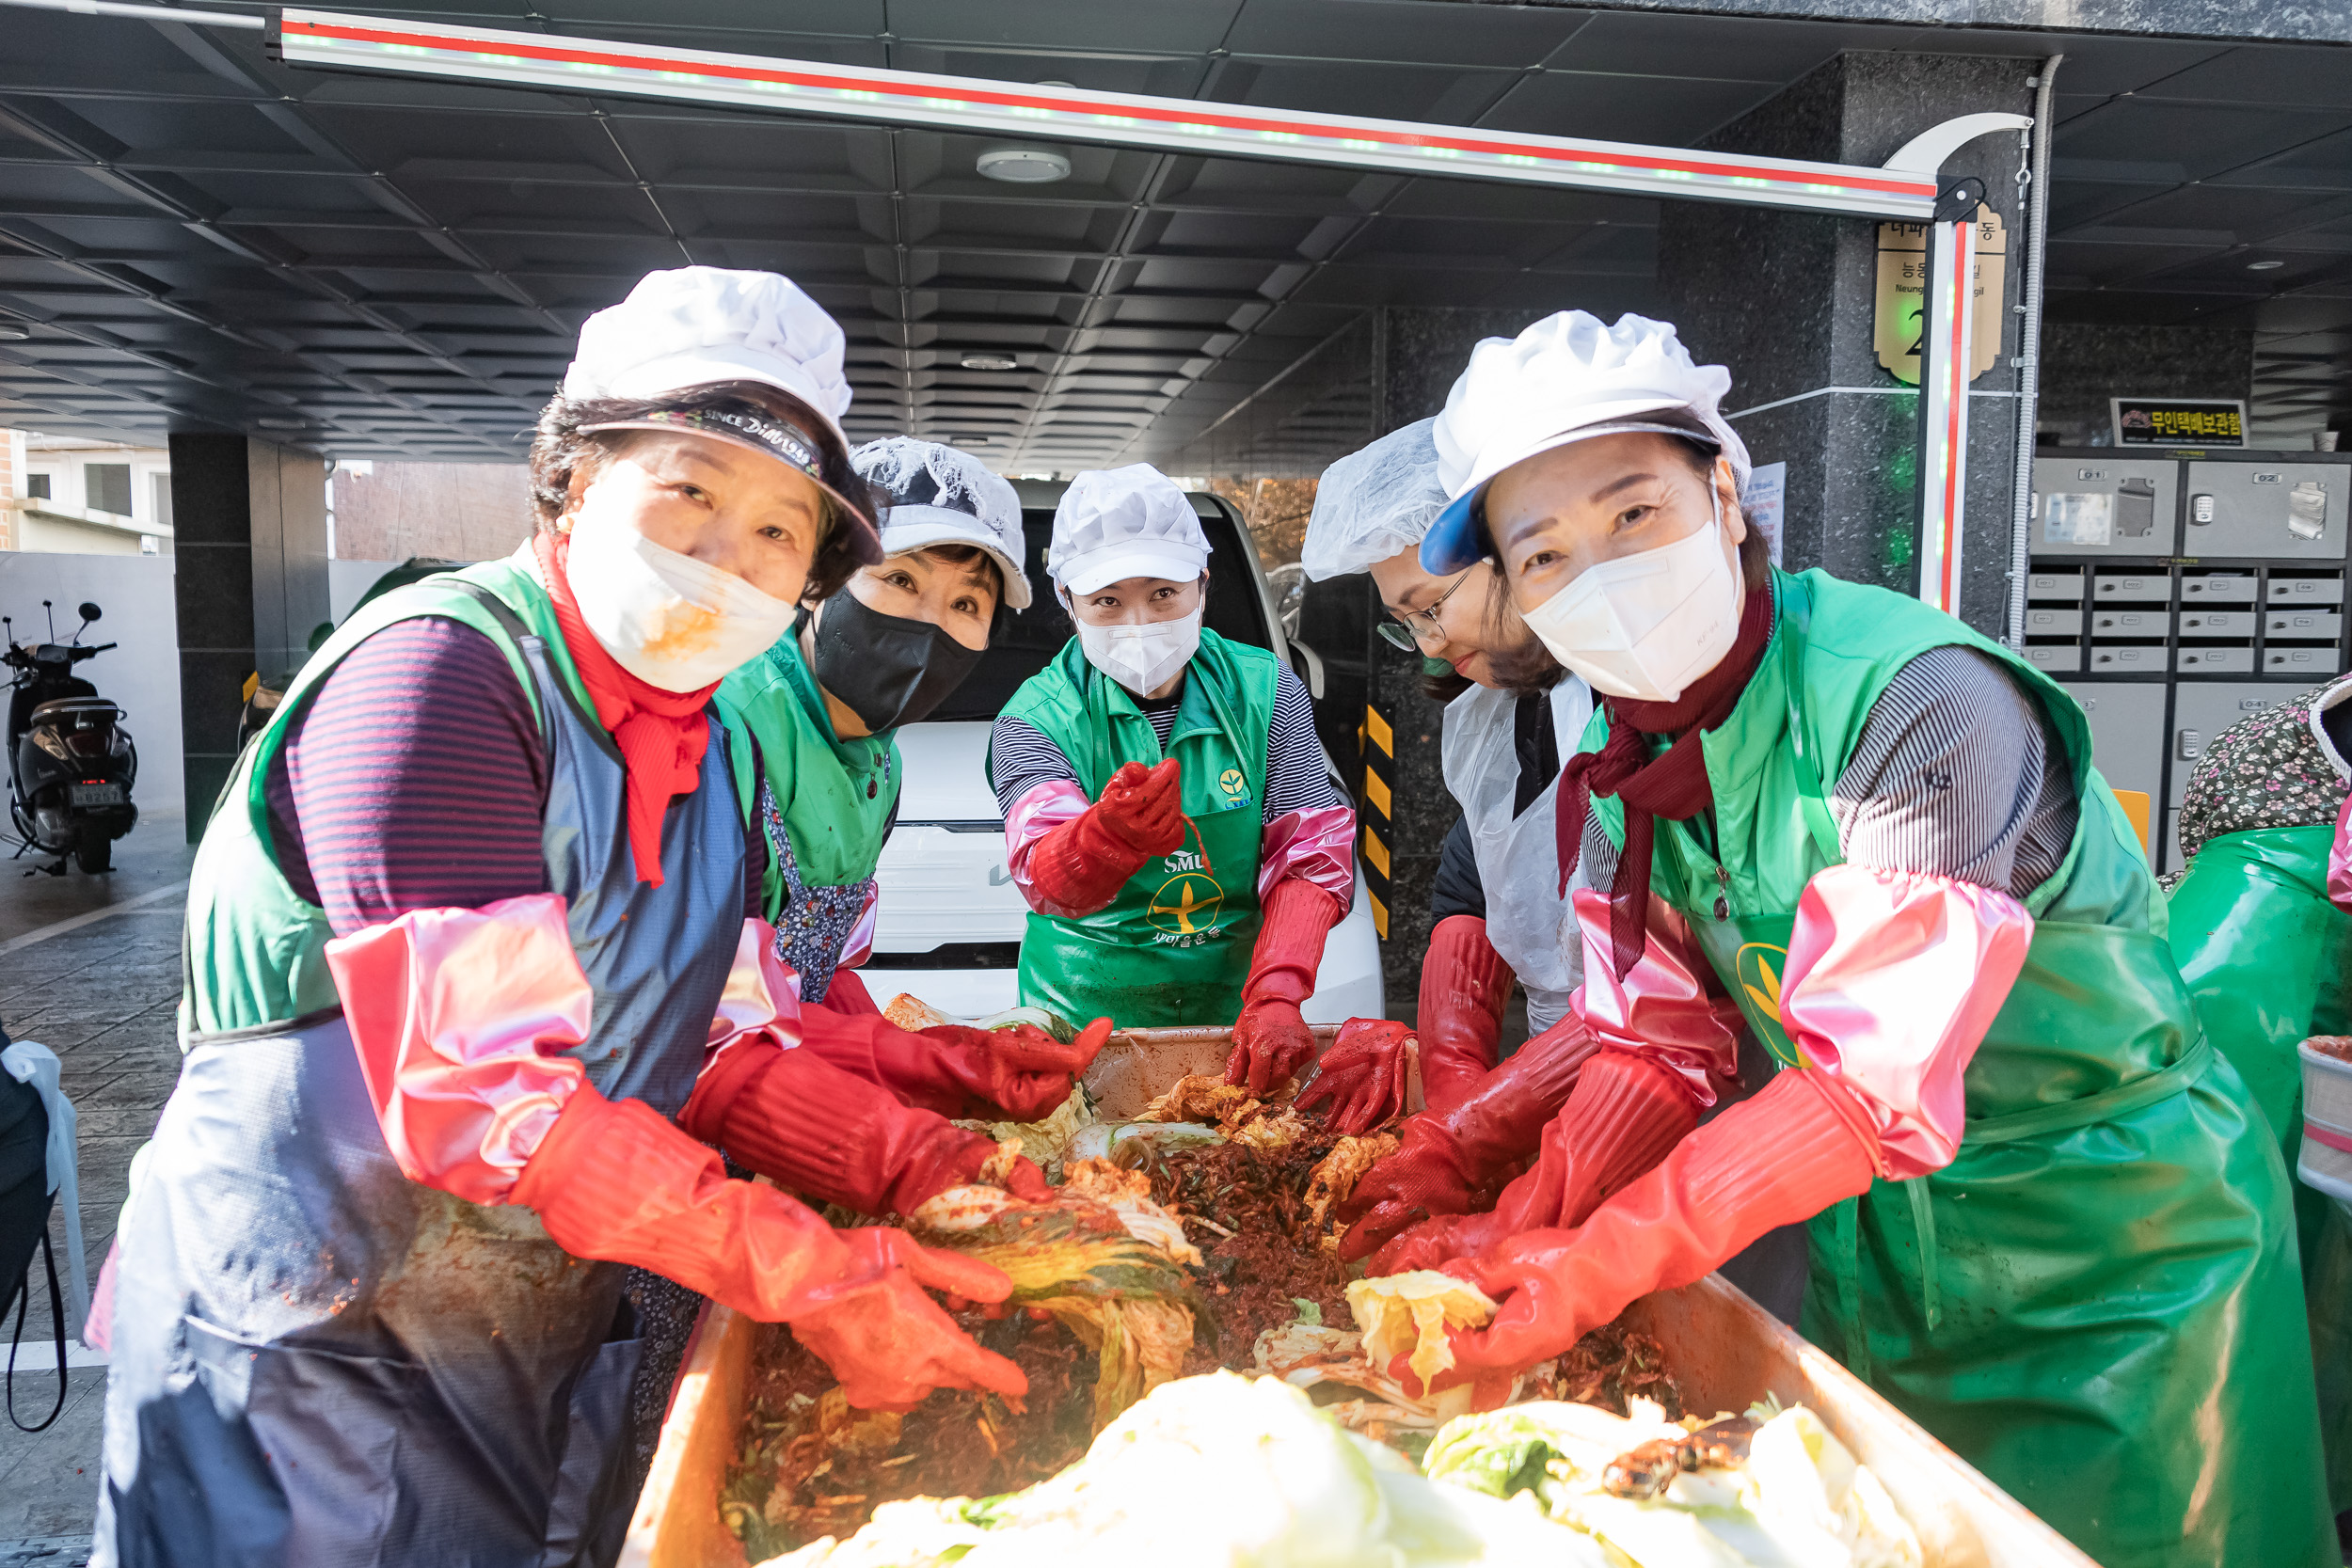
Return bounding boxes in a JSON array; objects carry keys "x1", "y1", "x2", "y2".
[{"x1": 2026, "y1": 448, "x2": 2352, "y2": 873}]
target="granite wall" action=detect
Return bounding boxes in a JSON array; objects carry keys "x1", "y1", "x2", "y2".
[
  {"x1": 1658, "y1": 50, "x2": 2039, "y2": 636},
  {"x1": 2035, "y1": 322, "x2": 2255, "y2": 447}
]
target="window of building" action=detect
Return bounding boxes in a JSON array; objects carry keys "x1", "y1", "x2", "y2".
[
  {"x1": 85, "y1": 462, "x2": 132, "y2": 515},
  {"x1": 24, "y1": 472, "x2": 51, "y2": 499},
  {"x1": 151, "y1": 471, "x2": 173, "y2": 529}
]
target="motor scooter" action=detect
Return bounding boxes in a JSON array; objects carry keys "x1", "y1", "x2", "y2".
[{"x1": 4, "y1": 600, "x2": 136, "y2": 874}]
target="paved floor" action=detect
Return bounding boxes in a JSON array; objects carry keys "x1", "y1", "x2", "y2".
[{"x1": 0, "y1": 817, "x2": 193, "y2": 1560}]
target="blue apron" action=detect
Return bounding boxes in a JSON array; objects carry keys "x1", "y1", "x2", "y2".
[{"x1": 94, "y1": 581, "x2": 745, "y2": 1568}]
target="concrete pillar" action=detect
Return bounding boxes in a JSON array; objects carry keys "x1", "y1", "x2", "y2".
[
  {"x1": 1657, "y1": 52, "x2": 2037, "y2": 637},
  {"x1": 167, "y1": 435, "x2": 330, "y2": 835}
]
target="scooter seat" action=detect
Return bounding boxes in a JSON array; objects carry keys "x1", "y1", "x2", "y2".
[{"x1": 27, "y1": 697, "x2": 119, "y2": 725}]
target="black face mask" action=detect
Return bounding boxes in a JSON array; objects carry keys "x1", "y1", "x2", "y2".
[{"x1": 806, "y1": 591, "x2": 986, "y2": 734}]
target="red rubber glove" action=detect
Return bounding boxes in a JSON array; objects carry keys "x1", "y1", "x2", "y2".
[
  {"x1": 680, "y1": 1040, "x2": 1052, "y2": 1217},
  {"x1": 1427, "y1": 1069, "x2": 1879, "y2": 1387},
  {"x1": 914, "y1": 1017, "x2": 1112, "y2": 1122},
  {"x1": 1296, "y1": 1018, "x2": 1415, "y2": 1133},
  {"x1": 819, "y1": 967, "x2": 882, "y2": 1016},
  {"x1": 513, "y1": 1085, "x2": 1027, "y2": 1410},
  {"x1": 796, "y1": 1008, "x2": 1112, "y2": 1124},
  {"x1": 1226, "y1": 877, "x2": 1343, "y2": 1095},
  {"x1": 1336, "y1": 1013, "x2": 1600, "y2": 1261},
  {"x1": 1025, "y1": 759, "x2": 1186, "y2": 914},
  {"x1": 1418, "y1": 916, "x2": 1516, "y2": 1113},
  {"x1": 1368, "y1": 1048, "x2": 1700, "y2": 1275}
]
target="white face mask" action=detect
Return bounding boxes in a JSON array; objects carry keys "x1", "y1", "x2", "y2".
[
  {"x1": 563, "y1": 502, "x2": 798, "y2": 693},
  {"x1": 1075, "y1": 607, "x2": 1202, "y2": 695},
  {"x1": 1520, "y1": 492, "x2": 1741, "y2": 704}
]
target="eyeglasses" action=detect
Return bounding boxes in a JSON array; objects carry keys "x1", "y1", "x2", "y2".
[{"x1": 1375, "y1": 569, "x2": 1474, "y2": 651}]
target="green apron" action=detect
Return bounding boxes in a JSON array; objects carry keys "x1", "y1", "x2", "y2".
[
  {"x1": 1584, "y1": 568, "x2": 2330, "y2": 1568},
  {"x1": 715, "y1": 632, "x2": 900, "y2": 1003},
  {"x1": 2168, "y1": 824, "x2": 2352, "y2": 1512},
  {"x1": 993, "y1": 631, "x2": 1277, "y2": 1027}
]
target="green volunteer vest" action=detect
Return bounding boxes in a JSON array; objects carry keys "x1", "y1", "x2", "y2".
[
  {"x1": 714, "y1": 632, "x2": 901, "y2": 921},
  {"x1": 1583, "y1": 568, "x2": 2330, "y2": 1568},
  {"x1": 2168, "y1": 825, "x2": 2352, "y2": 1512},
  {"x1": 993, "y1": 630, "x2": 1277, "y2": 1028},
  {"x1": 180, "y1": 555, "x2": 586, "y2": 1039}
]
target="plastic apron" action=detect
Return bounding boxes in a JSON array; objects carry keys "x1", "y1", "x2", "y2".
[
  {"x1": 2167, "y1": 824, "x2": 2352, "y2": 1511},
  {"x1": 999, "y1": 633, "x2": 1276, "y2": 1028},
  {"x1": 716, "y1": 637, "x2": 899, "y2": 1004},
  {"x1": 1440, "y1": 680, "x2": 1593, "y2": 1034},
  {"x1": 1595, "y1": 569, "x2": 2331, "y2": 1568},
  {"x1": 96, "y1": 562, "x2": 746, "y2": 1568}
]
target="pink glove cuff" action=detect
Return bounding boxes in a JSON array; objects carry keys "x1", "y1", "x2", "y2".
[
  {"x1": 1780, "y1": 863, "x2": 2032, "y2": 1178},
  {"x1": 1257, "y1": 804, "x2": 1357, "y2": 906},
  {"x1": 2332, "y1": 792, "x2": 2352, "y2": 913},
  {"x1": 1004, "y1": 780, "x2": 1099, "y2": 917},
  {"x1": 1570, "y1": 886, "x2": 1740, "y2": 1106},
  {"x1": 707, "y1": 917, "x2": 802, "y2": 1064},
  {"x1": 324, "y1": 894, "x2": 591, "y2": 1206}
]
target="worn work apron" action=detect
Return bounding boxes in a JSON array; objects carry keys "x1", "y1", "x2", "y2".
[
  {"x1": 1586, "y1": 567, "x2": 2331, "y2": 1568},
  {"x1": 2168, "y1": 823, "x2": 2352, "y2": 1512},
  {"x1": 716, "y1": 632, "x2": 899, "y2": 1004},
  {"x1": 96, "y1": 555, "x2": 746, "y2": 1568},
  {"x1": 1440, "y1": 679, "x2": 1593, "y2": 1035},
  {"x1": 994, "y1": 632, "x2": 1276, "y2": 1028}
]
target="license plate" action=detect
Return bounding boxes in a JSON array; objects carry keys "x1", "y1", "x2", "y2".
[{"x1": 70, "y1": 783, "x2": 123, "y2": 807}]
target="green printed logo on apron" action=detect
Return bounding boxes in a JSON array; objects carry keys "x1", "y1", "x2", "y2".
[
  {"x1": 1724, "y1": 939, "x2": 1798, "y2": 1068},
  {"x1": 1146, "y1": 864, "x2": 1226, "y2": 946}
]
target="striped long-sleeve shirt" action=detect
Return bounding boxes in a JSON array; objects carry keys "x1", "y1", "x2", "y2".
[
  {"x1": 264, "y1": 616, "x2": 758, "y2": 937},
  {"x1": 1580, "y1": 644, "x2": 2076, "y2": 896}
]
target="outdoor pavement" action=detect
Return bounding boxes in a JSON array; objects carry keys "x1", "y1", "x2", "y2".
[{"x1": 0, "y1": 816, "x2": 194, "y2": 1563}]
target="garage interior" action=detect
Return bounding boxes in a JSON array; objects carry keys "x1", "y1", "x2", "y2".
[{"x1": 2, "y1": 0, "x2": 2348, "y2": 957}]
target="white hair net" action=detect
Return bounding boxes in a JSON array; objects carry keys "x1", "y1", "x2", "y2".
[
  {"x1": 1300, "y1": 419, "x2": 1447, "y2": 581},
  {"x1": 851, "y1": 436, "x2": 1029, "y2": 608}
]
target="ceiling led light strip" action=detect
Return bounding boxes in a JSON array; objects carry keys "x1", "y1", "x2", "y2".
[{"x1": 270, "y1": 9, "x2": 1940, "y2": 219}]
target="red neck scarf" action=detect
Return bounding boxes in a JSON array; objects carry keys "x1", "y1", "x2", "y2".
[
  {"x1": 533, "y1": 530, "x2": 719, "y2": 888},
  {"x1": 1555, "y1": 576, "x2": 1776, "y2": 980}
]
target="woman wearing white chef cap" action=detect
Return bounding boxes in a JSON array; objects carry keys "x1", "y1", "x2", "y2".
[
  {"x1": 989, "y1": 464, "x2": 1356, "y2": 1092},
  {"x1": 97, "y1": 267, "x2": 1033, "y2": 1568},
  {"x1": 1287, "y1": 420, "x2": 1605, "y2": 1263},
  {"x1": 1375, "y1": 309, "x2": 2328, "y2": 1568}
]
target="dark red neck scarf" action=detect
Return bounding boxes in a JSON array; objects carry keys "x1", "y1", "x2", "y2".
[
  {"x1": 533, "y1": 530, "x2": 719, "y2": 888},
  {"x1": 1555, "y1": 577, "x2": 1776, "y2": 980}
]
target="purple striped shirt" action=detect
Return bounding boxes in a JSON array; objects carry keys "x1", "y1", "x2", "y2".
[
  {"x1": 264, "y1": 616, "x2": 757, "y2": 937},
  {"x1": 267, "y1": 618, "x2": 551, "y2": 935}
]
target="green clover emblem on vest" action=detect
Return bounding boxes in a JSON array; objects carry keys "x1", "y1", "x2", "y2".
[
  {"x1": 1732, "y1": 942, "x2": 1804, "y2": 1069},
  {"x1": 1217, "y1": 767, "x2": 1250, "y2": 806},
  {"x1": 1146, "y1": 872, "x2": 1225, "y2": 936}
]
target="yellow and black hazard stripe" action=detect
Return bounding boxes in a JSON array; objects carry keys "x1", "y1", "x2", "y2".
[{"x1": 1360, "y1": 698, "x2": 1393, "y2": 939}]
